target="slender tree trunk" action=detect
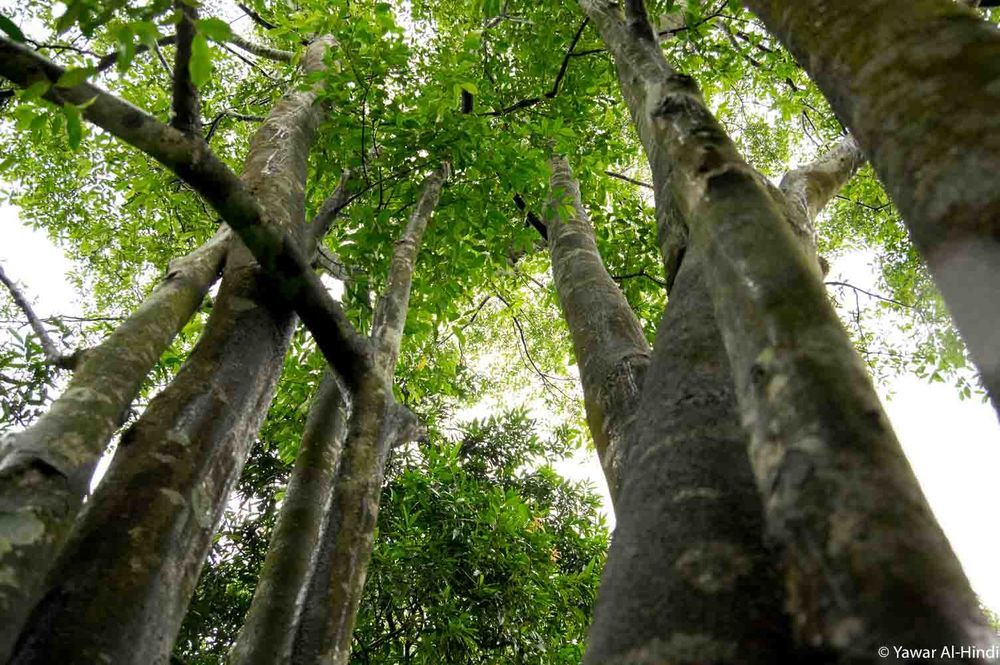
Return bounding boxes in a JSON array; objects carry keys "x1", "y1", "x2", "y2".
[
  {"x1": 581, "y1": 0, "x2": 995, "y2": 659},
  {"x1": 228, "y1": 372, "x2": 350, "y2": 665},
  {"x1": 742, "y1": 0, "x2": 1000, "y2": 416},
  {"x1": 10, "y1": 38, "x2": 336, "y2": 665},
  {"x1": 545, "y1": 155, "x2": 650, "y2": 500},
  {"x1": 0, "y1": 228, "x2": 228, "y2": 661},
  {"x1": 545, "y1": 156, "x2": 790, "y2": 663},
  {"x1": 291, "y1": 164, "x2": 449, "y2": 665}
]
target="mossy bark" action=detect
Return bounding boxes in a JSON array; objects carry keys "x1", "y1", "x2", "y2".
[
  {"x1": 581, "y1": 0, "x2": 995, "y2": 659},
  {"x1": 9, "y1": 38, "x2": 335, "y2": 665},
  {"x1": 584, "y1": 249, "x2": 789, "y2": 665},
  {"x1": 0, "y1": 229, "x2": 228, "y2": 662},
  {"x1": 743, "y1": 0, "x2": 1000, "y2": 417},
  {"x1": 290, "y1": 165, "x2": 448, "y2": 665},
  {"x1": 227, "y1": 372, "x2": 350, "y2": 665},
  {"x1": 546, "y1": 155, "x2": 650, "y2": 500}
]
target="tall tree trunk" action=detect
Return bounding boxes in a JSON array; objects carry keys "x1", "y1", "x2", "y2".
[
  {"x1": 742, "y1": 0, "x2": 1000, "y2": 416},
  {"x1": 545, "y1": 155, "x2": 650, "y2": 500},
  {"x1": 0, "y1": 228, "x2": 228, "y2": 661},
  {"x1": 581, "y1": 0, "x2": 995, "y2": 659},
  {"x1": 10, "y1": 38, "x2": 336, "y2": 665},
  {"x1": 228, "y1": 372, "x2": 350, "y2": 665},
  {"x1": 545, "y1": 156, "x2": 790, "y2": 663},
  {"x1": 291, "y1": 164, "x2": 448, "y2": 665},
  {"x1": 586, "y1": 248, "x2": 791, "y2": 665}
]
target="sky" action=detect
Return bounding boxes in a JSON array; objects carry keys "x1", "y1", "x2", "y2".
[{"x1": 3, "y1": 195, "x2": 1000, "y2": 618}]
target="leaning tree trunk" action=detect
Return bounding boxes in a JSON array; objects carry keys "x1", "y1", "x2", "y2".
[
  {"x1": 742, "y1": 0, "x2": 1000, "y2": 417},
  {"x1": 545, "y1": 155, "x2": 650, "y2": 500},
  {"x1": 0, "y1": 228, "x2": 228, "y2": 661},
  {"x1": 581, "y1": 0, "x2": 996, "y2": 660},
  {"x1": 9, "y1": 38, "x2": 336, "y2": 665},
  {"x1": 291, "y1": 164, "x2": 448, "y2": 665},
  {"x1": 227, "y1": 372, "x2": 351, "y2": 665},
  {"x1": 545, "y1": 155, "x2": 790, "y2": 664}
]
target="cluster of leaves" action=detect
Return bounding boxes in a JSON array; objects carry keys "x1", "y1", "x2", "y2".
[{"x1": 175, "y1": 411, "x2": 608, "y2": 664}]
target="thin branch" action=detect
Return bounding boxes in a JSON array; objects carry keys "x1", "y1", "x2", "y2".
[
  {"x1": 604, "y1": 170, "x2": 653, "y2": 189},
  {"x1": 824, "y1": 281, "x2": 915, "y2": 311},
  {"x1": 513, "y1": 193, "x2": 547, "y2": 240},
  {"x1": 237, "y1": 2, "x2": 278, "y2": 30},
  {"x1": 0, "y1": 263, "x2": 78, "y2": 369},
  {"x1": 611, "y1": 270, "x2": 667, "y2": 288},
  {"x1": 0, "y1": 37, "x2": 372, "y2": 388},
  {"x1": 96, "y1": 35, "x2": 177, "y2": 73},
  {"x1": 171, "y1": 0, "x2": 201, "y2": 135},
  {"x1": 226, "y1": 33, "x2": 293, "y2": 62},
  {"x1": 309, "y1": 168, "x2": 356, "y2": 242},
  {"x1": 204, "y1": 109, "x2": 266, "y2": 142}
]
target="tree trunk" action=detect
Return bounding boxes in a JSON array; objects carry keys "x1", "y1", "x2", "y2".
[
  {"x1": 545, "y1": 155, "x2": 650, "y2": 500},
  {"x1": 0, "y1": 228, "x2": 228, "y2": 662},
  {"x1": 10, "y1": 38, "x2": 336, "y2": 665},
  {"x1": 742, "y1": 0, "x2": 1000, "y2": 417},
  {"x1": 290, "y1": 164, "x2": 448, "y2": 665},
  {"x1": 586, "y1": 248, "x2": 791, "y2": 665},
  {"x1": 227, "y1": 372, "x2": 350, "y2": 665},
  {"x1": 581, "y1": 0, "x2": 995, "y2": 659}
]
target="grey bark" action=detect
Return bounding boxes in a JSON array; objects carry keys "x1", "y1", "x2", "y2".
[
  {"x1": 228, "y1": 373, "x2": 351, "y2": 665},
  {"x1": 582, "y1": 130, "x2": 864, "y2": 665},
  {"x1": 9, "y1": 38, "x2": 336, "y2": 665},
  {"x1": 582, "y1": 0, "x2": 995, "y2": 660},
  {"x1": 0, "y1": 263, "x2": 79, "y2": 369},
  {"x1": 226, "y1": 33, "x2": 294, "y2": 63},
  {"x1": 545, "y1": 155, "x2": 650, "y2": 501},
  {"x1": 585, "y1": 249, "x2": 791, "y2": 665},
  {"x1": 170, "y1": 0, "x2": 201, "y2": 135},
  {"x1": 0, "y1": 37, "x2": 372, "y2": 389},
  {"x1": 0, "y1": 229, "x2": 228, "y2": 662},
  {"x1": 741, "y1": 0, "x2": 1000, "y2": 417},
  {"x1": 291, "y1": 164, "x2": 449, "y2": 665}
]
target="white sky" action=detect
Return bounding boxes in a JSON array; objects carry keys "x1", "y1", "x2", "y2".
[{"x1": 2, "y1": 201, "x2": 999, "y2": 616}]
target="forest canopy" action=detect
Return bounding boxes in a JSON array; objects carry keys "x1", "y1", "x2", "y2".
[{"x1": 1, "y1": 0, "x2": 999, "y2": 663}]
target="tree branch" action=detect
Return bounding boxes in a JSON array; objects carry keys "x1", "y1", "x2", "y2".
[
  {"x1": 0, "y1": 37, "x2": 372, "y2": 388},
  {"x1": 0, "y1": 263, "x2": 78, "y2": 369},
  {"x1": 227, "y1": 33, "x2": 293, "y2": 62},
  {"x1": 237, "y1": 2, "x2": 278, "y2": 29},
  {"x1": 204, "y1": 109, "x2": 266, "y2": 142},
  {"x1": 605, "y1": 169, "x2": 653, "y2": 189},
  {"x1": 309, "y1": 168, "x2": 357, "y2": 243},
  {"x1": 170, "y1": 0, "x2": 201, "y2": 135}
]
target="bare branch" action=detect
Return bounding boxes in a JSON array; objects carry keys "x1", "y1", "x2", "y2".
[
  {"x1": 605, "y1": 169, "x2": 653, "y2": 189},
  {"x1": 227, "y1": 33, "x2": 294, "y2": 62},
  {"x1": 171, "y1": 0, "x2": 201, "y2": 135},
  {"x1": 237, "y1": 2, "x2": 278, "y2": 29},
  {"x1": 309, "y1": 168, "x2": 357, "y2": 242},
  {"x1": 0, "y1": 263, "x2": 78, "y2": 369},
  {"x1": 204, "y1": 109, "x2": 266, "y2": 142},
  {"x1": 96, "y1": 35, "x2": 177, "y2": 73}
]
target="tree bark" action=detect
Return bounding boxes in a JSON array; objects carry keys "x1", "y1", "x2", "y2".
[
  {"x1": 545, "y1": 155, "x2": 650, "y2": 500},
  {"x1": 585, "y1": 248, "x2": 791, "y2": 665},
  {"x1": 290, "y1": 164, "x2": 449, "y2": 665},
  {"x1": 9, "y1": 38, "x2": 336, "y2": 665},
  {"x1": 228, "y1": 372, "x2": 350, "y2": 665},
  {"x1": 742, "y1": 0, "x2": 1000, "y2": 417},
  {"x1": 581, "y1": 0, "x2": 995, "y2": 659},
  {"x1": 0, "y1": 229, "x2": 228, "y2": 662}
]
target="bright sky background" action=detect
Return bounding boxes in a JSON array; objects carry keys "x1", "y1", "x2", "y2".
[{"x1": 3, "y1": 190, "x2": 1000, "y2": 620}]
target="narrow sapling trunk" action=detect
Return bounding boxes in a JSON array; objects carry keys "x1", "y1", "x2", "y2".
[
  {"x1": 10, "y1": 38, "x2": 337, "y2": 665},
  {"x1": 0, "y1": 228, "x2": 229, "y2": 661},
  {"x1": 545, "y1": 155, "x2": 650, "y2": 499},
  {"x1": 228, "y1": 372, "x2": 350, "y2": 665},
  {"x1": 291, "y1": 164, "x2": 449, "y2": 665},
  {"x1": 743, "y1": 0, "x2": 1000, "y2": 416},
  {"x1": 581, "y1": 0, "x2": 996, "y2": 659}
]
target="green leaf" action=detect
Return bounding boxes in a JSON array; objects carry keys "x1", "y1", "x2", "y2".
[
  {"x1": 56, "y1": 67, "x2": 95, "y2": 89},
  {"x1": 63, "y1": 106, "x2": 83, "y2": 150},
  {"x1": 196, "y1": 17, "x2": 232, "y2": 42},
  {"x1": 460, "y1": 82, "x2": 478, "y2": 95},
  {"x1": 189, "y1": 34, "x2": 212, "y2": 88},
  {"x1": 0, "y1": 14, "x2": 25, "y2": 42}
]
